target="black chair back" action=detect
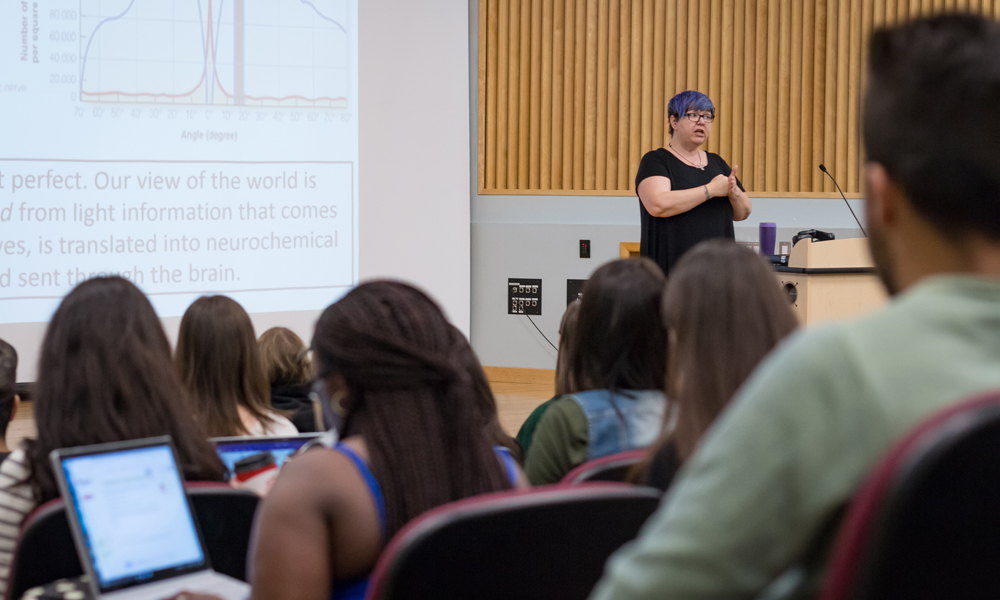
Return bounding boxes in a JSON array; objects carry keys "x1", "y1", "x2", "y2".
[
  {"x1": 367, "y1": 484, "x2": 662, "y2": 600},
  {"x1": 187, "y1": 484, "x2": 261, "y2": 582},
  {"x1": 6, "y1": 483, "x2": 260, "y2": 599},
  {"x1": 6, "y1": 500, "x2": 80, "y2": 600},
  {"x1": 821, "y1": 391, "x2": 1000, "y2": 600}
]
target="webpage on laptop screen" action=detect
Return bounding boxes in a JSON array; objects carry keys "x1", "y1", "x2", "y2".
[{"x1": 62, "y1": 445, "x2": 205, "y2": 587}]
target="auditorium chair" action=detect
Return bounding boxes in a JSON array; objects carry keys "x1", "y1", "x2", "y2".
[
  {"x1": 5, "y1": 483, "x2": 260, "y2": 599},
  {"x1": 560, "y1": 449, "x2": 647, "y2": 485},
  {"x1": 365, "y1": 484, "x2": 662, "y2": 600},
  {"x1": 5, "y1": 498, "x2": 80, "y2": 600},
  {"x1": 819, "y1": 390, "x2": 1000, "y2": 600},
  {"x1": 186, "y1": 482, "x2": 262, "y2": 582}
]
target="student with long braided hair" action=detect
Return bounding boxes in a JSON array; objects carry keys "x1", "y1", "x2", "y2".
[{"x1": 248, "y1": 281, "x2": 524, "y2": 600}]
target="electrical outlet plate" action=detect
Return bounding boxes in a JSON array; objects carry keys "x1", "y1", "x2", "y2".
[
  {"x1": 566, "y1": 279, "x2": 587, "y2": 306},
  {"x1": 508, "y1": 278, "x2": 542, "y2": 315}
]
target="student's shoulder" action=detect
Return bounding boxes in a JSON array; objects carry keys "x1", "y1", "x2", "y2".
[
  {"x1": 724, "y1": 321, "x2": 866, "y2": 430},
  {"x1": 272, "y1": 441, "x2": 366, "y2": 509},
  {"x1": 0, "y1": 447, "x2": 29, "y2": 480},
  {"x1": 265, "y1": 413, "x2": 300, "y2": 436},
  {"x1": 538, "y1": 396, "x2": 588, "y2": 430}
]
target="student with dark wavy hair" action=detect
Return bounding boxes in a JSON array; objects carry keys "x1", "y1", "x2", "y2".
[
  {"x1": 0, "y1": 277, "x2": 227, "y2": 597},
  {"x1": 524, "y1": 258, "x2": 669, "y2": 485},
  {"x1": 176, "y1": 296, "x2": 297, "y2": 438},
  {"x1": 248, "y1": 281, "x2": 524, "y2": 600}
]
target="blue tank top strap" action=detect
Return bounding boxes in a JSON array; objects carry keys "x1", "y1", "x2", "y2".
[
  {"x1": 334, "y1": 443, "x2": 387, "y2": 535},
  {"x1": 493, "y1": 446, "x2": 520, "y2": 486},
  {"x1": 330, "y1": 576, "x2": 368, "y2": 600}
]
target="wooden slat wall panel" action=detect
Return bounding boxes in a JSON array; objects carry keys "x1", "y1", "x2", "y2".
[
  {"x1": 595, "y1": 0, "x2": 609, "y2": 190},
  {"x1": 478, "y1": 0, "x2": 996, "y2": 194}
]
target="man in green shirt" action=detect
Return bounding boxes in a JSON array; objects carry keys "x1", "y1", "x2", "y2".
[{"x1": 590, "y1": 15, "x2": 1000, "y2": 600}]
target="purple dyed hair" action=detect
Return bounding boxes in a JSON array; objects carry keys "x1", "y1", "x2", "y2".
[{"x1": 667, "y1": 91, "x2": 715, "y2": 135}]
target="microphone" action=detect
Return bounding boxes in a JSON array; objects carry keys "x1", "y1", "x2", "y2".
[{"x1": 819, "y1": 164, "x2": 867, "y2": 237}]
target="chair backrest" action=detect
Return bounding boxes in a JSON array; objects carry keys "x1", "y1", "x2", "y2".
[
  {"x1": 186, "y1": 482, "x2": 261, "y2": 582},
  {"x1": 5, "y1": 482, "x2": 260, "y2": 600},
  {"x1": 820, "y1": 390, "x2": 1000, "y2": 600},
  {"x1": 560, "y1": 449, "x2": 647, "y2": 485},
  {"x1": 365, "y1": 484, "x2": 662, "y2": 600},
  {"x1": 5, "y1": 499, "x2": 80, "y2": 600}
]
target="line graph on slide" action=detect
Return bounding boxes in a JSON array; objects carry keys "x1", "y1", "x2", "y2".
[{"x1": 79, "y1": 0, "x2": 351, "y2": 107}]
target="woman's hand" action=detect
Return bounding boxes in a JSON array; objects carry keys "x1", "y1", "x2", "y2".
[
  {"x1": 725, "y1": 164, "x2": 753, "y2": 220},
  {"x1": 708, "y1": 174, "x2": 730, "y2": 198},
  {"x1": 728, "y1": 165, "x2": 741, "y2": 197}
]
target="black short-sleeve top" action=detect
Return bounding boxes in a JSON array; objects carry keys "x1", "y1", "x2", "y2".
[{"x1": 635, "y1": 148, "x2": 744, "y2": 275}]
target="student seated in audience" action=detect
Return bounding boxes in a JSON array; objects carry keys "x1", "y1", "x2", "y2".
[
  {"x1": 0, "y1": 277, "x2": 226, "y2": 597},
  {"x1": 524, "y1": 258, "x2": 668, "y2": 485},
  {"x1": 0, "y1": 339, "x2": 20, "y2": 462},
  {"x1": 258, "y1": 327, "x2": 321, "y2": 433},
  {"x1": 248, "y1": 281, "x2": 525, "y2": 600},
  {"x1": 631, "y1": 240, "x2": 798, "y2": 490},
  {"x1": 176, "y1": 296, "x2": 298, "y2": 438},
  {"x1": 516, "y1": 298, "x2": 581, "y2": 456},
  {"x1": 590, "y1": 15, "x2": 1000, "y2": 600}
]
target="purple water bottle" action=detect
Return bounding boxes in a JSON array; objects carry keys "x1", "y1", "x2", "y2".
[{"x1": 759, "y1": 222, "x2": 777, "y2": 256}]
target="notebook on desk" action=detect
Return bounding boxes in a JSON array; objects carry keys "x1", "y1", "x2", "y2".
[{"x1": 50, "y1": 436, "x2": 250, "y2": 600}]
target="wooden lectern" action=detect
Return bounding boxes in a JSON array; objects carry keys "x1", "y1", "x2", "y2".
[{"x1": 775, "y1": 238, "x2": 887, "y2": 326}]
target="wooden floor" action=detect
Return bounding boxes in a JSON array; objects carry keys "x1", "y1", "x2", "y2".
[
  {"x1": 8, "y1": 401, "x2": 35, "y2": 451},
  {"x1": 6, "y1": 376, "x2": 553, "y2": 448},
  {"x1": 493, "y1": 380, "x2": 555, "y2": 436}
]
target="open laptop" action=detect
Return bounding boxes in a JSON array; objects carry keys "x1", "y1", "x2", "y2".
[
  {"x1": 50, "y1": 436, "x2": 250, "y2": 599},
  {"x1": 210, "y1": 433, "x2": 324, "y2": 477}
]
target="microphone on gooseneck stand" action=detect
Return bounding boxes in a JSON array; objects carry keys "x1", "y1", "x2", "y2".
[{"x1": 819, "y1": 164, "x2": 867, "y2": 237}]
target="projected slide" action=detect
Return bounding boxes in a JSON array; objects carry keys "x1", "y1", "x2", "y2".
[
  {"x1": 80, "y1": 0, "x2": 349, "y2": 107},
  {"x1": 0, "y1": 0, "x2": 358, "y2": 324}
]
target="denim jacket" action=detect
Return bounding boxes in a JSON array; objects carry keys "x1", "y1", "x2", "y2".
[{"x1": 568, "y1": 389, "x2": 669, "y2": 460}]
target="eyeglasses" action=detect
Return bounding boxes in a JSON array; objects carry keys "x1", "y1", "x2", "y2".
[{"x1": 684, "y1": 112, "x2": 715, "y2": 123}]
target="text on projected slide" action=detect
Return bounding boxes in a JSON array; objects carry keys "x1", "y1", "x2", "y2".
[
  {"x1": 0, "y1": 0, "x2": 359, "y2": 323},
  {"x1": 0, "y1": 161, "x2": 351, "y2": 288}
]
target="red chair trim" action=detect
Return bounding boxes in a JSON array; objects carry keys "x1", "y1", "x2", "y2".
[
  {"x1": 560, "y1": 449, "x2": 648, "y2": 485},
  {"x1": 364, "y1": 482, "x2": 647, "y2": 600},
  {"x1": 818, "y1": 389, "x2": 1000, "y2": 600},
  {"x1": 17, "y1": 498, "x2": 62, "y2": 537}
]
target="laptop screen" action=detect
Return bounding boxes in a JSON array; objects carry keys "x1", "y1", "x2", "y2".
[
  {"x1": 213, "y1": 435, "x2": 319, "y2": 475},
  {"x1": 59, "y1": 444, "x2": 206, "y2": 589}
]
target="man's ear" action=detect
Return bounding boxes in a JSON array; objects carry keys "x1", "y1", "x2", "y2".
[
  {"x1": 864, "y1": 162, "x2": 900, "y2": 229},
  {"x1": 11, "y1": 394, "x2": 19, "y2": 423}
]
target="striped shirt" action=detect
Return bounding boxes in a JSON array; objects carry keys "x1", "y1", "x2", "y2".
[{"x1": 0, "y1": 448, "x2": 39, "y2": 597}]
